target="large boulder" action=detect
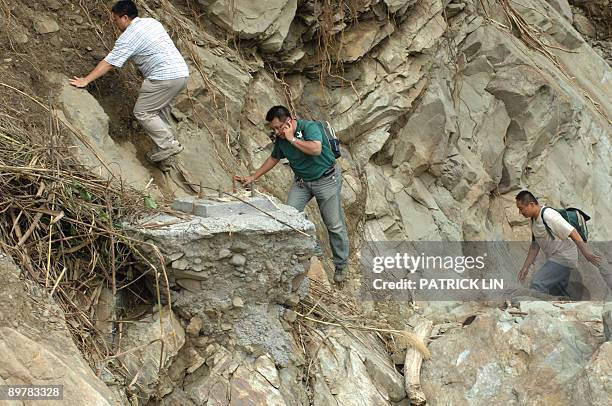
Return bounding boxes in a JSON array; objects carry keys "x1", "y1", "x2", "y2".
[
  {"x1": 129, "y1": 198, "x2": 316, "y2": 367},
  {"x1": 0, "y1": 254, "x2": 116, "y2": 405},
  {"x1": 308, "y1": 327, "x2": 407, "y2": 405},
  {"x1": 421, "y1": 305, "x2": 608, "y2": 405},
  {"x1": 197, "y1": 0, "x2": 297, "y2": 52},
  {"x1": 47, "y1": 73, "x2": 151, "y2": 190},
  {"x1": 181, "y1": 345, "x2": 306, "y2": 405},
  {"x1": 119, "y1": 307, "x2": 185, "y2": 399}
]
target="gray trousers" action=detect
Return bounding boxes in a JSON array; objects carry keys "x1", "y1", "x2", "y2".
[
  {"x1": 133, "y1": 77, "x2": 187, "y2": 150},
  {"x1": 531, "y1": 261, "x2": 572, "y2": 297},
  {"x1": 286, "y1": 165, "x2": 349, "y2": 270}
]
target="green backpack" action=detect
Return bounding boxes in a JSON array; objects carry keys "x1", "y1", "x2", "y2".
[{"x1": 541, "y1": 207, "x2": 590, "y2": 241}]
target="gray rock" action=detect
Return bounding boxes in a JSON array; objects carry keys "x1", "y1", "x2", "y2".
[
  {"x1": 162, "y1": 388, "x2": 196, "y2": 406},
  {"x1": 0, "y1": 256, "x2": 116, "y2": 405},
  {"x1": 232, "y1": 296, "x2": 245, "y2": 308},
  {"x1": 421, "y1": 308, "x2": 606, "y2": 404},
  {"x1": 384, "y1": 0, "x2": 417, "y2": 13},
  {"x1": 283, "y1": 309, "x2": 297, "y2": 323},
  {"x1": 603, "y1": 302, "x2": 612, "y2": 341},
  {"x1": 168, "y1": 252, "x2": 185, "y2": 262},
  {"x1": 230, "y1": 254, "x2": 247, "y2": 267},
  {"x1": 197, "y1": 0, "x2": 296, "y2": 53},
  {"x1": 218, "y1": 248, "x2": 231, "y2": 259},
  {"x1": 310, "y1": 328, "x2": 406, "y2": 405},
  {"x1": 186, "y1": 317, "x2": 203, "y2": 337},
  {"x1": 172, "y1": 259, "x2": 189, "y2": 270},
  {"x1": 45, "y1": 72, "x2": 150, "y2": 188},
  {"x1": 254, "y1": 355, "x2": 281, "y2": 389},
  {"x1": 571, "y1": 341, "x2": 612, "y2": 405},
  {"x1": 573, "y1": 14, "x2": 596, "y2": 37},
  {"x1": 172, "y1": 196, "x2": 280, "y2": 218},
  {"x1": 176, "y1": 278, "x2": 202, "y2": 292},
  {"x1": 284, "y1": 293, "x2": 300, "y2": 307},
  {"x1": 119, "y1": 308, "x2": 185, "y2": 400},
  {"x1": 44, "y1": 0, "x2": 62, "y2": 10},
  {"x1": 34, "y1": 17, "x2": 59, "y2": 34},
  {"x1": 229, "y1": 364, "x2": 286, "y2": 404},
  {"x1": 13, "y1": 32, "x2": 29, "y2": 44},
  {"x1": 231, "y1": 241, "x2": 250, "y2": 253},
  {"x1": 547, "y1": 0, "x2": 573, "y2": 21}
]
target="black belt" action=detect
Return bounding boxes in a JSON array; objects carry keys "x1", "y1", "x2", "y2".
[{"x1": 296, "y1": 165, "x2": 335, "y2": 183}]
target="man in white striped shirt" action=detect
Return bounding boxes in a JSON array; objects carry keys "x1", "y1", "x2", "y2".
[{"x1": 70, "y1": 0, "x2": 189, "y2": 163}]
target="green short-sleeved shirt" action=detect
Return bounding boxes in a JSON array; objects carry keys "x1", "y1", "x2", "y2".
[{"x1": 271, "y1": 119, "x2": 335, "y2": 181}]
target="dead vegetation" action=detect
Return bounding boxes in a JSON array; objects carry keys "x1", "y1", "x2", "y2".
[
  {"x1": 292, "y1": 280, "x2": 429, "y2": 402},
  {"x1": 0, "y1": 82, "x2": 171, "y2": 377}
]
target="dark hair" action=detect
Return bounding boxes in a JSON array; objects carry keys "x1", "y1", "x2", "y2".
[
  {"x1": 111, "y1": 0, "x2": 138, "y2": 19},
  {"x1": 265, "y1": 105, "x2": 292, "y2": 122},
  {"x1": 516, "y1": 190, "x2": 538, "y2": 205}
]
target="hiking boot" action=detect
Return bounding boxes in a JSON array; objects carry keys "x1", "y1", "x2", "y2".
[
  {"x1": 157, "y1": 159, "x2": 173, "y2": 172},
  {"x1": 333, "y1": 267, "x2": 347, "y2": 283},
  {"x1": 147, "y1": 141, "x2": 183, "y2": 163}
]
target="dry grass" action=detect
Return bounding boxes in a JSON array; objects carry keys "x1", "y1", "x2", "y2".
[
  {"x1": 292, "y1": 279, "x2": 429, "y2": 398},
  {"x1": 0, "y1": 83, "x2": 170, "y2": 376}
]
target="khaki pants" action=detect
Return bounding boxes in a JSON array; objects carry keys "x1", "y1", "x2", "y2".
[{"x1": 133, "y1": 77, "x2": 187, "y2": 150}]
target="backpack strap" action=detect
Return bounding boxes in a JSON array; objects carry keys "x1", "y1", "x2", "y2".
[
  {"x1": 317, "y1": 121, "x2": 329, "y2": 145},
  {"x1": 318, "y1": 121, "x2": 339, "y2": 160},
  {"x1": 540, "y1": 206, "x2": 556, "y2": 240}
]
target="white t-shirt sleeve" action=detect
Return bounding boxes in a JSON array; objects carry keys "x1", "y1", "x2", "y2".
[
  {"x1": 104, "y1": 33, "x2": 135, "y2": 67},
  {"x1": 543, "y1": 208, "x2": 575, "y2": 239}
]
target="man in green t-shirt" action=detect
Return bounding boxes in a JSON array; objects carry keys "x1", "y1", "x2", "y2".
[{"x1": 240, "y1": 106, "x2": 349, "y2": 282}]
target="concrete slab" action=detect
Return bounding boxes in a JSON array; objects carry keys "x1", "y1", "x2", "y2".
[{"x1": 172, "y1": 196, "x2": 279, "y2": 218}]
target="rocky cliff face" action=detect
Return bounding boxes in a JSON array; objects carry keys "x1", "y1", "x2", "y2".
[
  {"x1": 7, "y1": 0, "x2": 607, "y2": 247},
  {"x1": 160, "y1": 0, "x2": 611, "y2": 246},
  {"x1": 0, "y1": 0, "x2": 610, "y2": 405}
]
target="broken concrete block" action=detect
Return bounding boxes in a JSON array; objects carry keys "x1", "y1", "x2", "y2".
[{"x1": 171, "y1": 196, "x2": 279, "y2": 218}]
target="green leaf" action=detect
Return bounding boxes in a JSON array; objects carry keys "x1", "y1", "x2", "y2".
[
  {"x1": 79, "y1": 189, "x2": 92, "y2": 202},
  {"x1": 95, "y1": 209, "x2": 109, "y2": 223},
  {"x1": 144, "y1": 196, "x2": 157, "y2": 209}
]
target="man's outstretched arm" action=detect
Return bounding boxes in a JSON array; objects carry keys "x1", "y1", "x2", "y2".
[
  {"x1": 518, "y1": 242, "x2": 540, "y2": 282},
  {"x1": 240, "y1": 156, "x2": 279, "y2": 186},
  {"x1": 569, "y1": 229, "x2": 602, "y2": 266},
  {"x1": 69, "y1": 60, "x2": 114, "y2": 88}
]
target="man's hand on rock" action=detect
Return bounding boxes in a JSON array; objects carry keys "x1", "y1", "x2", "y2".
[
  {"x1": 69, "y1": 76, "x2": 89, "y2": 88},
  {"x1": 238, "y1": 175, "x2": 255, "y2": 187}
]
